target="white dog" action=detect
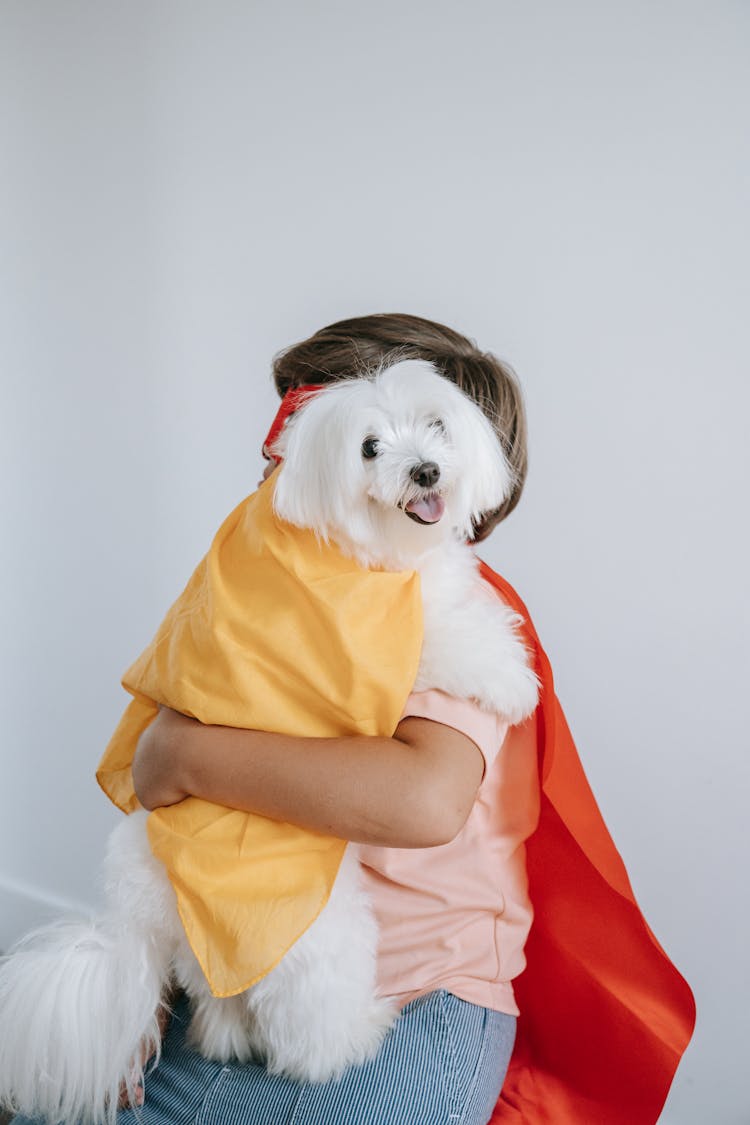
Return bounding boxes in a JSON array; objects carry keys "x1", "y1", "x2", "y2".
[{"x1": 0, "y1": 361, "x2": 539, "y2": 1125}]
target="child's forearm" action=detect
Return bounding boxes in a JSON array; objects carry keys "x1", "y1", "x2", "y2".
[{"x1": 131, "y1": 708, "x2": 483, "y2": 849}]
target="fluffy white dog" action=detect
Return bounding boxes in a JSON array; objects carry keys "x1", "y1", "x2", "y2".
[{"x1": 0, "y1": 361, "x2": 539, "y2": 1125}]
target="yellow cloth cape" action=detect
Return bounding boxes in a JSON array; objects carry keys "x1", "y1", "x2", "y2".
[{"x1": 96, "y1": 476, "x2": 423, "y2": 997}]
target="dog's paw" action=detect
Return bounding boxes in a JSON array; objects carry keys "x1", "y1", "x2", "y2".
[
  {"x1": 472, "y1": 657, "x2": 539, "y2": 724},
  {"x1": 186, "y1": 995, "x2": 254, "y2": 1064},
  {"x1": 347, "y1": 997, "x2": 398, "y2": 1066},
  {"x1": 263, "y1": 997, "x2": 397, "y2": 1083}
]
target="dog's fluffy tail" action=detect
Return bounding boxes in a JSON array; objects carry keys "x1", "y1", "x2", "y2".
[{"x1": 0, "y1": 812, "x2": 174, "y2": 1125}]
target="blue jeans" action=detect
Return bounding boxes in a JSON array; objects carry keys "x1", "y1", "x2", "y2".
[{"x1": 12, "y1": 989, "x2": 515, "y2": 1125}]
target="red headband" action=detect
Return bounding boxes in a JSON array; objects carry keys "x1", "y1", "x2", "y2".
[{"x1": 262, "y1": 384, "x2": 326, "y2": 464}]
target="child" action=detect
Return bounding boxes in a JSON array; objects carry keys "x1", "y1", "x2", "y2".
[{"x1": 13, "y1": 314, "x2": 695, "y2": 1125}]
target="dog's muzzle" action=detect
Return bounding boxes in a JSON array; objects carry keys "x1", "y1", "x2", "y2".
[
  {"x1": 400, "y1": 463, "x2": 445, "y2": 525},
  {"x1": 410, "y1": 461, "x2": 440, "y2": 488},
  {"x1": 403, "y1": 493, "x2": 445, "y2": 524},
  {"x1": 402, "y1": 465, "x2": 446, "y2": 525}
]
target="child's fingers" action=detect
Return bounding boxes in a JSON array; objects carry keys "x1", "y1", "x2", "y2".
[
  {"x1": 117, "y1": 1081, "x2": 144, "y2": 1108},
  {"x1": 115, "y1": 1001, "x2": 172, "y2": 1108}
]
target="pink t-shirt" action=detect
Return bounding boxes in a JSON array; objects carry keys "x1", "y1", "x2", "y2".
[{"x1": 359, "y1": 690, "x2": 540, "y2": 1017}]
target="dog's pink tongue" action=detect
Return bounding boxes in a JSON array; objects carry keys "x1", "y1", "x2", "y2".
[{"x1": 406, "y1": 494, "x2": 445, "y2": 523}]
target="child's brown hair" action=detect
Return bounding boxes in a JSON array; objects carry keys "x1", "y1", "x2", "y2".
[{"x1": 272, "y1": 313, "x2": 528, "y2": 540}]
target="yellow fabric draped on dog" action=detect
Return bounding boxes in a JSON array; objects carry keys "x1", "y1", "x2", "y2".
[{"x1": 96, "y1": 475, "x2": 423, "y2": 997}]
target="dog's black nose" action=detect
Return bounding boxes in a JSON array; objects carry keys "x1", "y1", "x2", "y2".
[{"x1": 410, "y1": 461, "x2": 440, "y2": 488}]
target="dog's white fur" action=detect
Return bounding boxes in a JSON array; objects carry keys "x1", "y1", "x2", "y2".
[{"x1": 0, "y1": 361, "x2": 539, "y2": 1124}]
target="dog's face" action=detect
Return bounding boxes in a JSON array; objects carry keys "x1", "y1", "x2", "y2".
[{"x1": 271, "y1": 360, "x2": 512, "y2": 566}]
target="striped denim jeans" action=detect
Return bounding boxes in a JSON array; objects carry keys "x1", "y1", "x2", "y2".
[{"x1": 12, "y1": 989, "x2": 515, "y2": 1124}]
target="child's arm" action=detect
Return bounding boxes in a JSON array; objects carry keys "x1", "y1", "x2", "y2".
[{"x1": 131, "y1": 708, "x2": 484, "y2": 849}]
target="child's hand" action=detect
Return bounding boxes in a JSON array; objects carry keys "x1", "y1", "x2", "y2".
[
  {"x1": 117, "y1": 1064, "x2": 145, "y2": 1110},
  {"x1": 132, "y1": 707, "x2": 195, "y2": 810},
  {"x1": 116, "y1": 1004, "x2": 171, "y2": 1107}
]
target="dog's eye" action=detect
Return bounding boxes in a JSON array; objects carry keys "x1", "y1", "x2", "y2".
[
  {"x1": 429, "y1": 417, "x2": 445, "y2": 433},
  {"x1": 361, "y1": 437, "x2": 379, "y2": 459}
]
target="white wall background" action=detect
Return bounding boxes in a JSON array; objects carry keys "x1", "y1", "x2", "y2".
[{"x1": 1, "y1": 2, "x2": 748, "y2": 1121}]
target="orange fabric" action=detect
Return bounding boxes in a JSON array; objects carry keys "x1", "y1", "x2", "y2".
[
  {"x1": 96, "y1": 478, "x2": 423, "y2": 997},
  {"x1": 261, "y1": 384, "x2": 325, "y2": 463},
  {"x1": 478, "y1": 563, "x2": 696, "y2": 1125}
]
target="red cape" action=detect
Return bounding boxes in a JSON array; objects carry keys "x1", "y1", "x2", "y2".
[{"x1": 479, "y1": 563, "x2": 695, "y2": 1124}]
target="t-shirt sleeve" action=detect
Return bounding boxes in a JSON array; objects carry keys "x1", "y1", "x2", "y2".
[{"x1": 400, "y1": 689, "x2": 509, "y2": 775}]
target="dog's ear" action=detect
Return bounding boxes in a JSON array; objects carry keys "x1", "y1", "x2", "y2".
[
  {"x1": 271, "y1": 385, "x2": 365, "y2": 540},
  {"x1": 447, "y1": 390, "x2": 513, "y2": 538}
]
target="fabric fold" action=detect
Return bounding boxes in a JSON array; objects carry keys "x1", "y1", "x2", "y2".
[
  {"x1": 479, "y1": 563, "x2": 695, "y2": 1125},
  {"x1": 97, "y1": 477, "x2": 423, "y2": 997}
]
